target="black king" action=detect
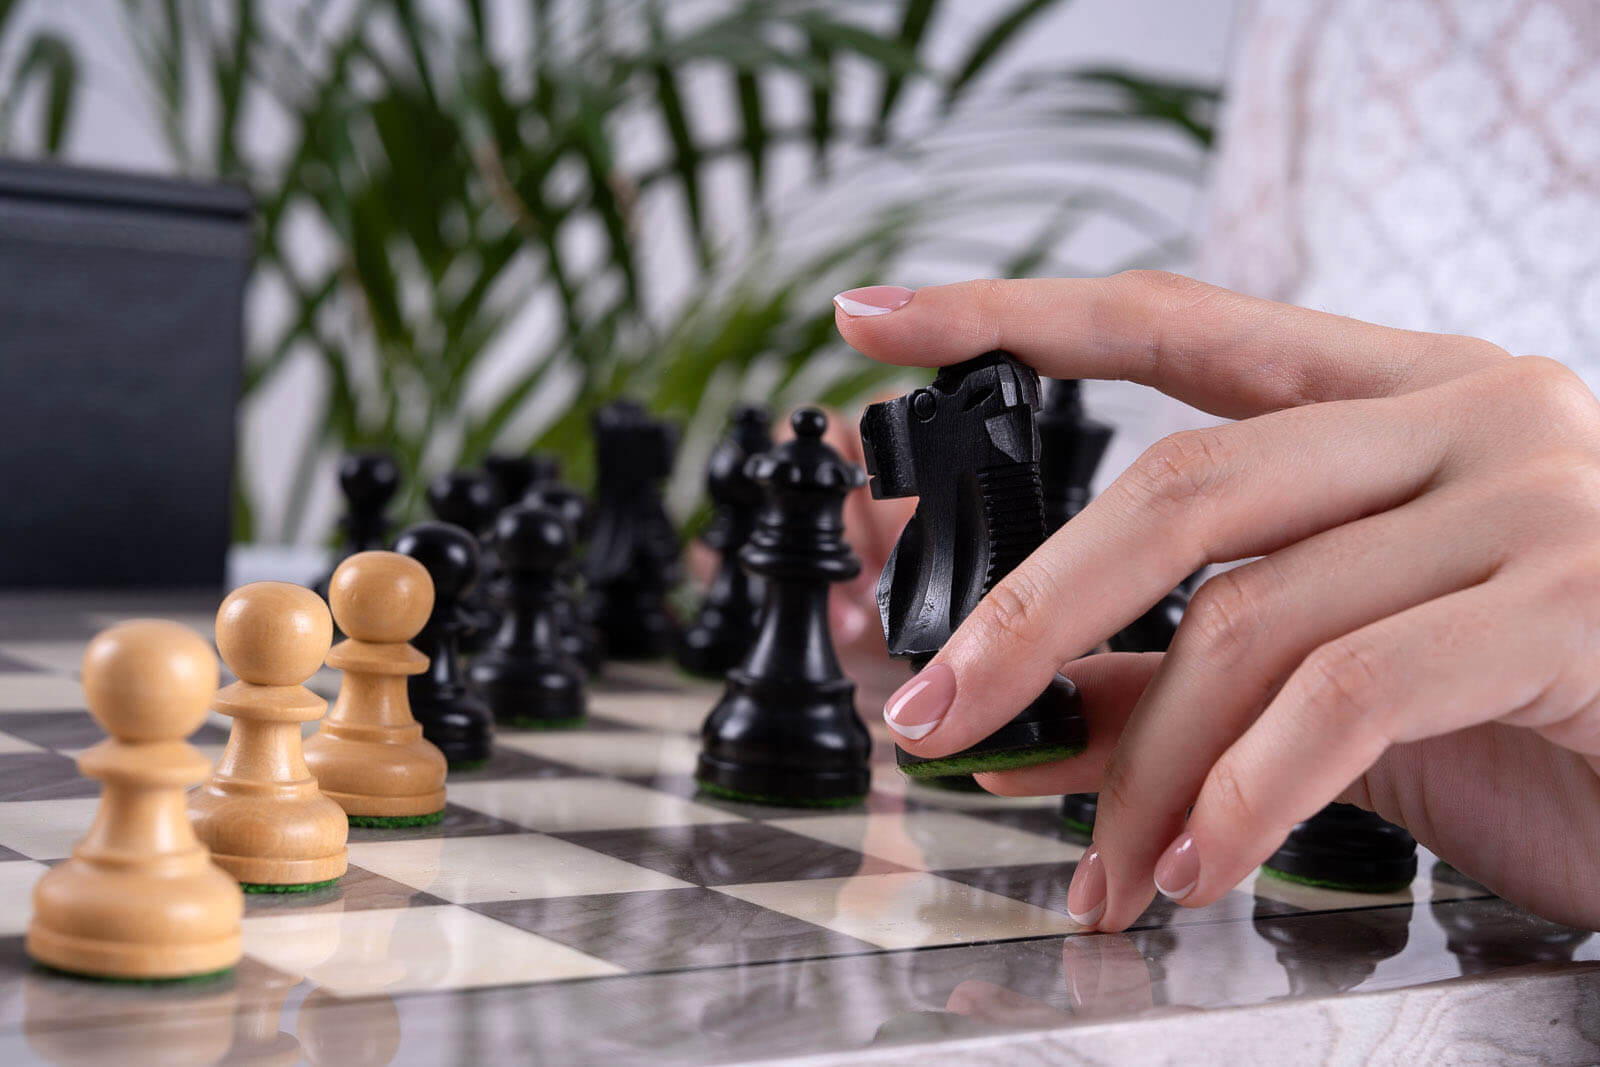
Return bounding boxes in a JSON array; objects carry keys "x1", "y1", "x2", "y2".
[{"x1": 860, "y1": 351, "x2": 1088, "y2": 778}]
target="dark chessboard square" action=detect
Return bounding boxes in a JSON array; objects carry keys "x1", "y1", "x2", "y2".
[
  {"x1": 0, "y1": 710, "x2": 226, "y2": 752},
  {"x1": 0, "y1": 651, "x2": 46, "y2": 672},
  {"x1": 445, "y1": 747, "x2": 598, "y2": 782},
  {"x1": 473, "y1": 886, "x2": 878, "y2": 971},
  {"x1": 550, "y1": 822, "x2": 908, "y2": 886},
  {"x1": 621, "y1": 774, "x2": 908, "y2": 817},
  {"x1": 242, "y1": 864, "x2": 448, "y2": 913},
  {"x1": 345, "y1": 803, "x2": 527, "y2": 844},
  {"x1": 0, "y1": 752, "x2": 99, "y2": 801},
  {"x1": 582, "y1": 714, "x2": 647, "y2": 732}
]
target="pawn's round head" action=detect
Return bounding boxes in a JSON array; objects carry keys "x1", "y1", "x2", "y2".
[
  {"x1": 338, "y1": 452, "x2": 401, "y2": 508},
  {"x1": 525, "y1": 484, "x2": 590, "y2": 541},
  {"x1": 791, "y1": 407, "x2": 827, "y2": 439},
  {"x1": 328, "y1": 550, "x2": 434, "y2": 643},
  {"x1": 426, "y1": 471, "x2": 500, "y2": 532},
  {"x1": 81, "y1": 620, "x2": 219, "y2": 742},
  {"x1": 393, "y1": 521, "x2": 481, "y2": 603},
  {"x1": 215, "y1": 582, "x2": 333, "y2": 686},
  {"x1": 494, "y1": 503, "x2": 571, "y2": 573}
]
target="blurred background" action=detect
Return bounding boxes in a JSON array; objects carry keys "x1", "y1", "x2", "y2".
[{"x1": 0, "y1": 0, "x2": 1227, "y2": 552}]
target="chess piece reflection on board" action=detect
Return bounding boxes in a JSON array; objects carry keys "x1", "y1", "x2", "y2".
[
  {"x1": 861, "y1": 352, "x2": 1087, "y2": 779},
  {"x1": 395, "y1": 521, "x2": 496, "y2": 766},
  {"x1": 188, "y1": 582, "x2": 350, "y2": 893},
  {"x1": 695, "y1": 408, "x2": 872, "y2": 807},
  {"x1": 27, "y1": 621, "x2": 243, "y2": 981},
  {"x1": 303, "y1": 551, "x2": 449, "y2": 827}
]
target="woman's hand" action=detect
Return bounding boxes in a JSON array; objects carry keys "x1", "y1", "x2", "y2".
[{"x1": 833, "y1": 273, "x2": 1600, "y2": 933}]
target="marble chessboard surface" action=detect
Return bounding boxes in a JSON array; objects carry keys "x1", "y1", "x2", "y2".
[{"x1": 0, "y1": 589, "x2": 1595, "y2": 1065}]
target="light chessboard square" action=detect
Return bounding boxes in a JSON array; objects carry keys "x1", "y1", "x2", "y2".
[
  {"x1": 0, "y1": 798, "x2": 101, "y2": 859},
  {"x1": 585, "y1": 689, "x2": 713, "y2": 733},
  {"x1": 717, "y1": 871, "x2": 1082, "y2": 950},
  {"x1": 347, "y1": 833, "x2": 692, "y2": 903},
  {"x1": 242, "y1": 904, "x2": 624, "y2": 994},
  {"x1": 0, "y1": 674, "x2": 83, "y2": 712},
  {"x1": 500, "y1": 730, "x2": 701, "y2": 777},
  {"x1": 769, "y1": 811, "x2": 1085, "y2": 872},
  {"x1": 0, "y1": 860, "x2": 50, "y2": 935},
  {"x1": 447, "y1": 777, "x2": 743, "y2": 833}
]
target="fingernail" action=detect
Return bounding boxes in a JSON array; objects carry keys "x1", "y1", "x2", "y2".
[
  {"x1": 882, "y1": 661, "x2": 955, "y2": 741},
  {"x1": 1066, "y1": 847, "x2": 1106, "y2": 927},
  {"x1": 834, "y1": 285, "x2": 915, "y2": 317},
  {"x1": 1154, "y1": 831, "x2": 1199, "y2": 902}
]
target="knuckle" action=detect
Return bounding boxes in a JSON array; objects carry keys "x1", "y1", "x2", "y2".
[
  {"x1": 975, "y1": 566, "x2": 1051, "y2": 648},
  {"x1": 1181, "y1": 567, "x2": 1274, "y2": 661},
  {"x1": 1295, "y1": 638, "x2": 1390, "y2": 734},
  {"x1": 1510, "y1": 356, "x2": 1600, "y2": 438},
  {"x1": 1119, "y1": 428, "x2": 1233, "y2": 515},
  {"x1": 1203, "y1": 757, "x2": 1258, "y2": 828}
]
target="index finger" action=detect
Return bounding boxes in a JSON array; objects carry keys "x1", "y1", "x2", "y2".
[{"x1": 833, "y1": 273, "x2": 1509, "y2": 419}]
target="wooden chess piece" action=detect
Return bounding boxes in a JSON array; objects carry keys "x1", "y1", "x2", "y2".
[
  {"x1": 470, "y1": 503, "x2": 588, "y2": 727},
  {"x1": 27, "y1": 620, "x2": 243, "y2": 980},
  {"x1": 315, "y1": 452, "x2": 401, "y2": 599},
  {"x1": 677, "y1": 405, "x2": 772, "y2": 678},
  {"x1": 303, "y1": 551, "x2": 449, "y2": 826},
  {"x1": 861, "y1": 352, "x2": 1087, "y2": 779},
  {"x1": 188, "y1": 582, "x2": 349, "y2": 892},
  {"x1": 394, "y1": 521, "x2": 496, "y2": 766},
  {"x1": 695, "y1": 409, "x2": 872, "y2": 806}
]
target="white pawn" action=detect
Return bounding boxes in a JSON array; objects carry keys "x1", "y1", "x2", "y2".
[
  {"x1": 189, "y1": 582, "x2": 349, "y2": 892},
  {"x1": 27, "y1": 620, "x2": 243, "y2": 980}
]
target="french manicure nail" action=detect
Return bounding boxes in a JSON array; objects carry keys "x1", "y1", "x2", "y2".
[
  {"x1": 1067, "y1": 847, "x2": 1106, "y2": 927},
  {"x1": 1154, "y1": 831, "x2": 1199, "y2": 902},
  {"x1": 882, "y1": 661, "x2": 956, "y2": 741},
  {"x1": 833, "y1": 285, "x2": 915, "y2": 317}
]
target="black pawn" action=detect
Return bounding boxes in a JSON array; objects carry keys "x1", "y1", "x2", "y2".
[
  {"x1": 860, "y1": 352, "x2": 1087, "y2": 779},
  {"x1": 584, "y1": 401, "x2": 681, "y2": 659},
  {"x1": 677, "y1": 406, "x2": 773, "y2": 677},
  {"x1": 526, "y1": 483, "x2": 604, "y2": 675},
  {"x1": 316, "y1": 451, "x2": 400, "y2": 596},
  {"x1": 1263, "y1": 803, "x2": 1418, "y2": 892},
  {"x1": 695, "y1": 408, "x2": 871, "y2": 807},
  {"x1": 470, "y1": 503, "x2": 587, "y2": 728},
  {"x1": 1038, "y1": 378, "x2": 1113, "y2": 533},
  {"x1": 484, "y1": 452, "x2": 557, "y2": 507},
  {"x1": 393, "y1": 521, "x2": 495, "y2": 766},
  {"x1": 427, "y1": 471, "x2": 503, "y2": 653}
]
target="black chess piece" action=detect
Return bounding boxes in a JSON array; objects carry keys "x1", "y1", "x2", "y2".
[
  {"x1": 470, "y1": 502, "x2": 587, "y2": 728},
  {"x1": 392, "y1": 521, "x2": 495, "y2": 766},
  {"x1": 316, "y1": 451, "x2": 401, "y2": 597},
  {"x1": 426, "y1": 470, "x2": 503, "y2": 654},
  {"x1": 695, "y1": 408, "x2": 871, "y2": 807},
  {"x1": 860, "y1": 352, "x2": 1088, "y2": 779},
  {"x1": 1038, "y1": 378, "x2": 1114, "y2": 533},
  {"x1": 677, "y1": 406, "x2": 773, "y2": 678},
  {"x1": 1263, "y1": 803, "x2": 1418, "y2": 892},
  {"x1": 584, "y1": 401, "x2": 681, "y2": 659},
  {"x1": 526, "y1": 482, "x2": 604, "y2": 675},
  {"x1": 484, "y1": 452, "x2": 558, "y2": 507}
]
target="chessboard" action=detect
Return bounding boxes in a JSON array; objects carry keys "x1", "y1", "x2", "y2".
[{"x1": 0, "y1": 589, "x2": 1595, "y2": 1065}]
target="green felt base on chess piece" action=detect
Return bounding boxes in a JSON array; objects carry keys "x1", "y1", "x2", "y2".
[
  {"x1": 348, "y1": 810, "x2": 445, "y2": 829},
  {"x1": 897, "y1": 741, "x2": 1085, "y2": 780},
  {"x1": 1060, "y1": 814, "x2": 1095, "y2": 837},
  {"x1": 1257, "y1": 864, "x2": 1413, "y2": 895},
  {"x1": 37, "y1": 963, "x2": 234, "y2": 985},
  {"x1": 240, "y1": 877, "x2": 341, "y2": 895},
  {"x1": 695, "y1": 777, "x2": 865, "y2": 809},
  {"x1": 448, "y1": 758, "x2": 490, "y2": 772},
  {"x1": 501, "y1": 715, "x2": 587, "y2": 731},
  {"x1": 912, "y1": 773, "x2": 984, "y2": 793}
]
